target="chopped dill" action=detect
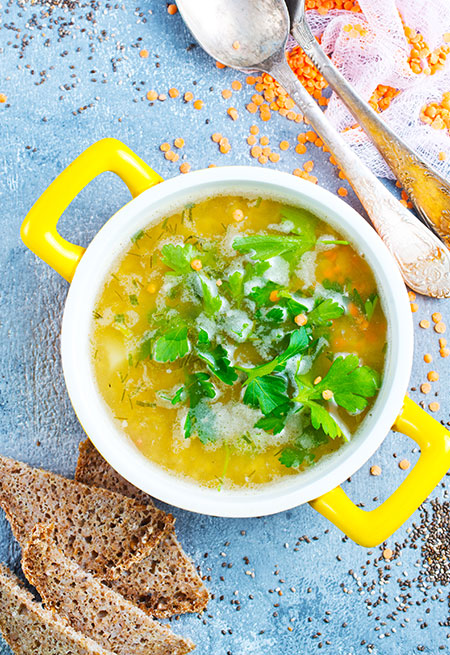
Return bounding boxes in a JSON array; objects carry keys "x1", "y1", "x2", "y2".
[{"x1": 131, "y1": 229, "x2": 145, "y2": 244}]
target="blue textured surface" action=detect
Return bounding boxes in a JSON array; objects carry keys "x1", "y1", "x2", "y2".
[{"x1": 1, "y1": 2, "x2": 450, "y2": 654}]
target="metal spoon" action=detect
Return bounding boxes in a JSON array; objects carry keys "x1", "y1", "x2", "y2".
[
  {"x1": 288, "y1": 0, "x2": 450, "y2": 248},
  {"x1": 176, "y1": 0, "x2": 450, "y2": 297}
]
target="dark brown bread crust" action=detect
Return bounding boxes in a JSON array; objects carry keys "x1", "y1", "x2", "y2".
[
  {"x1": 22, "y1": 524, "x2": 195, "y2": 655},
  {"x1": 0, "y1": 455, "x2": 174, "y2": 580},
  {"x1": 0, "y1": 564, "x2": 115, "y2": 655},
  {"x1": 76, "y1": 440, "x2": 209, "y2": 617}
]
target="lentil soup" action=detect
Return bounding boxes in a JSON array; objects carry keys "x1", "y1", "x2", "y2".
[{"x1": 91, "y1": 195, "x2": 387, "y2": 489}]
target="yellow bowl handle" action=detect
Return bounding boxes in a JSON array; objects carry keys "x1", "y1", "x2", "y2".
[
  {"x1": 21, "y1": 138, "x2": 163, "y2": 282},
  {"x1": 310, "y1": 396, "x2": 450, "y2": 547}
]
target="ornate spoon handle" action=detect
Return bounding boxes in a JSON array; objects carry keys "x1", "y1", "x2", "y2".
[
  {"x1": 291, "y1": 17, "x2": 450, "y2": 248},
  {"x1": 269, "y1": 58, "x2": 450, "y2": 297}
]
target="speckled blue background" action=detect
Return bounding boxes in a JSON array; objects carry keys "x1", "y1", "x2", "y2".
[{"x1": 1, "y1": 2, "x2": 450, "y2": 654}]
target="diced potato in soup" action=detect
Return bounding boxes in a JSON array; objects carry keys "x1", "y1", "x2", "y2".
[{"x1": 91, "y1": 195, "x2": 387, "y2": 489}]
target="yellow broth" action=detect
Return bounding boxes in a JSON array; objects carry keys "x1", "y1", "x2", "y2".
[{"x1": 91, "y1": 195, "x2": 387, "y2": 489}]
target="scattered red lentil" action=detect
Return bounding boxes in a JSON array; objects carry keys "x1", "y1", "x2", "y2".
[
  {"x1": 424, "y1": 353, "x2": 432, "y2": 363},
  {"x1": 420, "y1": 382, "x2": 431, "y2": 394},
  {"x1": 180, "y1": 162, "x2": 191, "y2": 174},
  {"x1": 184, "y1": 91, "x2": 194, "y2": 102},
  {"x1": 212, "y1": 132, "x2": 222, "y2": 143},
  {"x1": 190, "y1": 258, "x2": 202, "y2": 271},
  {"x1": 419, "y1": 319, "x2": 430, "y2": 329},
  {"x1": 435, "y1": 321, "x2": 446, "y2": 334},
  {"x1": 337, "y1": 186, "x2": 348, "y2": 197},
  {"x1": 193, "y1": 99, "x2": 204, "y2": 110},
  {"x1": 294, "y1": 313, "x2": 307, "y2": 326},
  {"x1": 383, "y1": 548, "x2": 393, "y2": 560},
  {"x1": 174, "y1": 137, "x2": 184, "y2": 149},
  {"x1": 269, "y1": 153, "x2": 280, "y2": 163},
  {"x1": 146, "y1": 90, "x2": 158, "y2": 101},
  {"x1": 0, "y1": 94, "x2": 6, "y2": 103},
  {"x1": 432, "y1": 312, "x2": 442, "y2": 323},
  {"x1": 440, "y1": 348, "x2": 450, "y2": 357},
  {"x1": 139, "y1": 49, "x2": 149, "y2": 58},
  {"x1": 251, "y1": 145, "x2": 262, "y2": 158},
  {"x1": 227, "y1": 107, "x2": 238, "y2": 120},
  {"x1": 429, "y1": 402, "x2": 440, "y2": 412},
  {"x1": 222, "y1": 89, "x2": 232, "y2": 100},
  {"x1": 269, "y1": 290, "x2": 280, "y2": 302},
  {"x1": 168, "y1": 87, "x2": 179, "y2": 98},
  {"x1": 427, "y1": 371, "x2": 439, "y2": 382},
  {"x1": 231, "y1": 80, "x2": 242, "y2": 91},
  {"x1": 250, "y1": 125, "x2": 259, "y2": 135},
  {"x1": 160, "y1": 142, "x2": 170, "y2": 152},
  {"x1": 370, "y1": 465, "x2": 382, "y2": 476},
  {"x1": 167, "y1": 3, "x2": 177, "y2": 14},
  {"x1": 260, "y1": 136, "x2": 269, "y2": 146},
  {"x1": 410, "y1": 303, "x2": 418, "y2": 313},
  {"x1": 399, "y1": 459, "x2": 410, "y2": 471},
  {"x1": 158, "y1": 93, "x2": 167, "y2": 101},
  {"x1": 280, "y1": 140, "x2": 289, "y2": 151},
  {"x1": 295, "y1": 143, "x2": 307, "y2": 155}
]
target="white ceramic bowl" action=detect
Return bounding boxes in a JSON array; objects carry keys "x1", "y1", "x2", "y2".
[{"x1": 60, "y1": 165, "x2": 412, "y2": 517}]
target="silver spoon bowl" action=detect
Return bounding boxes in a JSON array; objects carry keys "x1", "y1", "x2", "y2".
[{"x1": 176, "y1": 0, "x2": 450, "y2": 297}]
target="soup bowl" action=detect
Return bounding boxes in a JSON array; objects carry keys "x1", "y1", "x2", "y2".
[{"x1": 21, "y1": 138, "x2": 450, "y2": 547}]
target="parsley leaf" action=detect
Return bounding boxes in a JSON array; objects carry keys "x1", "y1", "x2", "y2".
[
  {"x1": 243, "y1": 375, "x2": 288, "y2": 415},
  {"x1": 239, "y1": 328, "x2": 309, "y2": 385},
  {"x1": 349, "y1": 288, "x2": 379, "y2": 322},
  {"x1": 305, "y1": 400, "x2": 343, "y2": 439},
  {"x1": 307, "y1": 298, "x2": 344, "y2": 326},
  {"x1": 182, "y1": 372, "x2": 216, "y2": 407},
  {"x1": 277, "y1": 328, "x2": 310, "y2": 367},
  {"x1": 160, "y1": 243, "x2": 199, "y2": 275},
  {"x1": 196, "y1": 331, "x2": 238, "y2": 385},
  {"x1": 254, "y1": 402, "x2": 291, "y2": 434},
  {"x1": 153, "y1": 325, "x2": 190, "y2": 362},
  {"x1": 279, "y1": 445, "x2": 315, "y2": 468},
  {"x1": 279, "y1": 206, "x2": 317, "y2": 245},
  {"x1": 364, "y1": 293, "x2": 379, "y2": 321},
  {"x1": 199, "y1": 276, "x2": 222, "y2": 317},
  {"x1": 248, "y1": 281, "x2": 284, "y2": 307},
  {"x1": 307, "y1": 354, "x2": 380, "y2": 413},
  {"x1": 224, "y1": 270, "x2": 244, "y2": 305},
  {"x1": 265, "y1": 307, "x2": 284, "y2": 323},
  {"x1": 233, "y1": 234, "x2": 313, "y2": 262}
]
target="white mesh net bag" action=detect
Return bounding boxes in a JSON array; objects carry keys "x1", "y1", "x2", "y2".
[{"x1": 297, "y1": 0, "x2": 450, "y2": 180}]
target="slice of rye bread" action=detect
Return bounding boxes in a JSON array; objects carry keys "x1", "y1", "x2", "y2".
[
  {"x1": 0, "y1": 563, "x2": 116, "y2": 655},
  {"x1": 22, "y1": 524, "x2": 195, "y2": 655},
  {"x1": 0, "y1": 455, "x2": 174, "y2": 581},
  {"x1": 75, "y1": 440, "x2": 209, "y2": 617}
]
